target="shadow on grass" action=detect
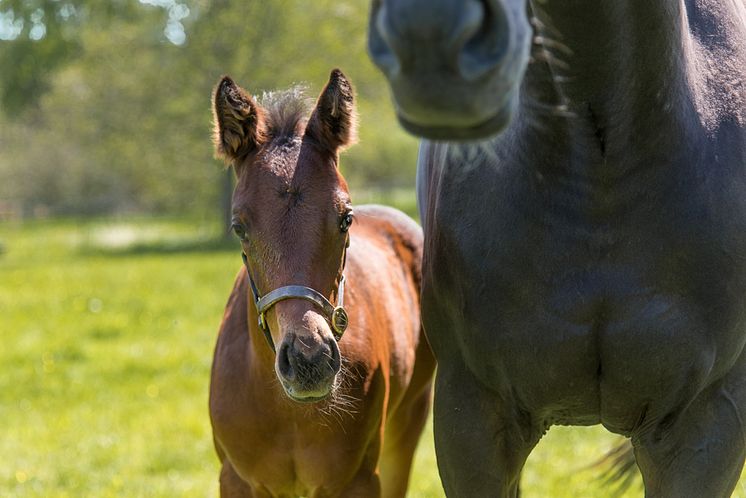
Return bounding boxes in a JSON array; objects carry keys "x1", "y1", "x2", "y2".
[{"x1": 79, "y1": 235, "x2": 239, "y2": 257}]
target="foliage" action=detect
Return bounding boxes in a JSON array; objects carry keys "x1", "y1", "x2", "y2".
[
  {"x1": 0, "y1": 0, "x2": 155, "y2": 113},
  {"x1": 0, "y1": 0, "x2": 419, "y2": 218}
]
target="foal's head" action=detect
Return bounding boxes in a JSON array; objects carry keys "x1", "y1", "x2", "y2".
[
  {"x1": 368, "y1": 0, "x2": 531, "y2": 140},
  {"x1": 212, "y1": 70, "x2": 357, "y2": 402}
]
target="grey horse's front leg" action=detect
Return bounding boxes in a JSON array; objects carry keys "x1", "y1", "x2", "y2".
[
  {"x1": 633, "y1": 351, "x2": 746, "y2": 498},
  {"x1": 433, "y1": 360, "x2": 540, "y2": 498}
]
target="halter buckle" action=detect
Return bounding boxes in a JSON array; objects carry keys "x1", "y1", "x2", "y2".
[{"x1": 331, "y1": 306, "x2": 349, "y2": 339}]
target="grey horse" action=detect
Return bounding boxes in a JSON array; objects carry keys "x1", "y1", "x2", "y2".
[{"x1": 368, "y1": 1, "x2": 746, "y2": 496}]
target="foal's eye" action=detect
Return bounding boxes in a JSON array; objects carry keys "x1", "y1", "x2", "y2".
[
  {"x1": 340, "y1": 212, "x2": 354, "y2": 232},
  {"x1": 232, "y1": 222, "x2": 247, "y2": 240}
]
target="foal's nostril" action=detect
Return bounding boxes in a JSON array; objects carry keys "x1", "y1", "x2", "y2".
[
  {"x1": 277, "y1": 342, "x2": 295, "y2": 382},
  {"x1": 327, "y1": 340, "x2": 342, "y2": 374},
  {"x1": 293, "y1": 337, "x2": 338, "y2": 372},
  {"x1": 281, "y1": 336, "x2": 341, "y2": 380}
]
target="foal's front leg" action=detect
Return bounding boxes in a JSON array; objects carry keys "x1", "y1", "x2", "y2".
[
  {"x1": 333, "y1": 468, "x2": 381, "y2": 498},
  {"x1": 219, "y1": 460, "x2": 257, "y2": 498},
  {"x1": 433, "y1": 361, "x2": 540, "y2": 498}
]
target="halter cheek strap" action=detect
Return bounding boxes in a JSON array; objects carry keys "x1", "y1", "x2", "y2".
[{"x1": 241, "y1": 251, "x2": 349, "y2": 354}]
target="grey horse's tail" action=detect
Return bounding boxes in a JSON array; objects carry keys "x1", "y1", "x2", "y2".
[{"x1": 592, "y1": 440, "x2": 640, "y2": 495}]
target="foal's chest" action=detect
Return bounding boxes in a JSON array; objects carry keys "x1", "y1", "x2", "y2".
[{"x1": 223, "y1": 419, "x2": 356, "y2": 497}]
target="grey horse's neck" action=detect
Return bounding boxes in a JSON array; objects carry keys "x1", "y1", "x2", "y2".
[
  {"x1": 535, "y1": 3, "x2": 689, "y2": 107},
  {"x1": 518, "y1": 0, "x2": 745, "y2": 164},
  {"x1": 524, "y1": 1, "x2": 695, "y2": 160}
]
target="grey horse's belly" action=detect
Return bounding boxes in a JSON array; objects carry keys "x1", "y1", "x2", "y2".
[
  {"x1": 422, "y1": 195, "x2": 746, "y2": 435},
  {"x1": 418, "y1": 131, "x2": 746, "y2": 434},
  {"x1": 426, "y1": 252, "x2": 745, "y2": 434},
  {"x1": 485, "y1": 272, "x2": 719, "y2": 433}
]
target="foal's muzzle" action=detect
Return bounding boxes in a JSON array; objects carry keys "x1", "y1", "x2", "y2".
[{"x1": 276, "y1": 329, "x2": 342, "y2": 402}]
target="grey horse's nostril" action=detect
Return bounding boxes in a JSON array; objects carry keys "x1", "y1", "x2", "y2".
[
  {"x1": 368, "y1": 3, "x2": 402, "y2": 77},
  {"x1": 368, "y1": 0, "x2": 498, "y2": 80},
  {"x1": 458, "y1": 1, "x2": 511, "y2": 81}
]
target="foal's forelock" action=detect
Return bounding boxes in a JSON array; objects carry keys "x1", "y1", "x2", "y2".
[{"x1": 258, "y1": 86, "x2": 313, "y2": 141}]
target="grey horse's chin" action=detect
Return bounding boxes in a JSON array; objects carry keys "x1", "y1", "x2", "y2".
[
  {"x1": 394, "y1": 89, "x2": 519, "y2": 142},
  {"x1": 397, "y1": 103, "x2": 514, "y2": 141}
]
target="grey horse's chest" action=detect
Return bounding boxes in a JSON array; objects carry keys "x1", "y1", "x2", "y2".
[{"x1": 420, "y1": 148, "x2": 746, "y2": 430}]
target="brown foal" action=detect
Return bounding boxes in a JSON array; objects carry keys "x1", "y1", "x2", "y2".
[{"x1": 209, "y1": 69, "x2": 435, "y2": 498}]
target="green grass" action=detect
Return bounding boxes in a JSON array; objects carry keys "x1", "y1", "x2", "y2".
[
  {"x1": 1, "y1": 217, "x2": 745, "y2": 497},
  {"x1": 1, "y1": 219, "x2": 231, "y2": 497}
]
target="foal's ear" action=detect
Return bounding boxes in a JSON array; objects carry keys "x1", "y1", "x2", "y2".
[
  {"x1": 306, "y1": 69, "x2": 357, "y2": 153},
  {"x1": 212, "y1": 76, "x2": 265, "y2": 166}
]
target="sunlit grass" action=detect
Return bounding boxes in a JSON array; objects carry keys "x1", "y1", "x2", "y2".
[
  {"x1": 1, "y1": 219, "x2": 231, "y2": 497},
  {"x1": 2, "y1": 218, "x2": 746, "y2": 497}
]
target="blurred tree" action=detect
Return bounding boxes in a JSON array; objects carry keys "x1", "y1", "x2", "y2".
[
  {"x1": 0, "y1": 0, "x2": 77, "y2": 114},
  {"x1": 0, "y1": 0, "x2": 153, "y2": 114},
  {"x1": 0, "y1": 0, "x2": 419, "y2": 221}
]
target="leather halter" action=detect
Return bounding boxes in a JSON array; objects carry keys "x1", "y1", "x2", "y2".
[{"x1": 241, "y1": 238, "x2": 349, "y2": 353}]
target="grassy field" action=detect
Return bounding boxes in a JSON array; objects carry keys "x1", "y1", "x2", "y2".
[{"x1": 1, "y1": 216, "x2": 744, "y2": 497}]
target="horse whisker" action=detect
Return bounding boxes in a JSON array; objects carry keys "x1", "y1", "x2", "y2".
[
  {"x1": 531, "y1": 49, "x2": 571, "y2": 72},
  {"x1": 533, "y1": 35, "x2": 573, "y2": 56}
]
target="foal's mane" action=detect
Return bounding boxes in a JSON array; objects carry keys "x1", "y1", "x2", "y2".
[{"x1": 258, "y1": 86, "x2": 313, "y2": 141}]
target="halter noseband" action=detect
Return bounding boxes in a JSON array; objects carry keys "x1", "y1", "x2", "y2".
[{"x1": 241, "y1": 246, "x2": 349, "y2": 354}]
